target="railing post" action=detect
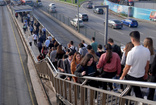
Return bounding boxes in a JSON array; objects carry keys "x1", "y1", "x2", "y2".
[
  {"x1": 102, "y1": 93, "x2": 106, "y2": 105},
  {"x1": 90, "y1": 89, "x2": 94, "y2": 105},
  {"x1": 80, "y1": 86, "x2": 85, "y2": 105},
  {"x1": 74, "y1": 85, "x2": 77, "y2": 105}
]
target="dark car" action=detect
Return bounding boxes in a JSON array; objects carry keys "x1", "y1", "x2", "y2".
[
  {"x1": 121, "y1": 19, "x2": 138, "y2": 27},
  {"x1": 87, "y1": 3, "x2": 93, "y2": 9},
  {"x1": 107, "y1": 19, "x2": 123, "y2": 29},
  {"x1": 93, "y1": 8, "x2": 104, "y2": 14},
  {"x1": 75, "y1": 13, "x2": 89, "y2": 21}
]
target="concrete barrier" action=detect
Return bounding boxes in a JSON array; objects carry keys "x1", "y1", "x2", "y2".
[{"x1": 6, "y1": 5, "x2": 50, "y2": 105}]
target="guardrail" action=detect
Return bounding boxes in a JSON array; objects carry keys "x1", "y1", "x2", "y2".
[{"x1": 8, "y1": 4, "x2": 156, "y2": 105}]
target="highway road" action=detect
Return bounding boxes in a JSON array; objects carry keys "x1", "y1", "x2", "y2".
[
  {"x1": 39, "y1": 0, "x2": 156, "y2": 47},
  {"x1": 0, "y1": 6, "x2": 36, "y2": 105},
  {"x1": 33, "y1": 9, "x2": 82, "y2": 47}
]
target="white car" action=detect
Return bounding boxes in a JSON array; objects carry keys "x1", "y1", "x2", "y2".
[
  {"x1": 49, "y1": 3, "x2": 56, "y2": 8},
  {"x1": 70, "y1": 18, "x2": 84, "y2": 27},
  {"x1": 48, "y1": 6, "x2": 57, "y2": 13}
]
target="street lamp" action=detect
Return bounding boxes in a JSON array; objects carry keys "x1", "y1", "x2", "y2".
[{"x1": 77, "y1": 0, "x2": 79, "y2": 32}]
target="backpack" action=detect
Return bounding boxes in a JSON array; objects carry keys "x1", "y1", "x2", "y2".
[
  {"x1": 81, "y1": 47, "x2": 88, "y2": 57},
  {"x1": 69, "y1": 47, "x2": 76, "y2": 54}
]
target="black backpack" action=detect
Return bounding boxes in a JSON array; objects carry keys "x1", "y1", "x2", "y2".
[{"x1": 69, "y1": 47, "x2": 76, "y2": 54}]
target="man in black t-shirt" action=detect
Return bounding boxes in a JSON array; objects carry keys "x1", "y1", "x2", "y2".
[{"x1": 108, "y1": 38, "x2": 122, "y2": 58}]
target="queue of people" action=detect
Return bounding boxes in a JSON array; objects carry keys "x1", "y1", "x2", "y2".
[{"x1": 24, "y1": 16, "x2": 155, "y2": 102}]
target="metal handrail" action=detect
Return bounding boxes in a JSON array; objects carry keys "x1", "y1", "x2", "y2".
[{"x1": 46, "y1": 57, "x2": 156, "y2": 89}]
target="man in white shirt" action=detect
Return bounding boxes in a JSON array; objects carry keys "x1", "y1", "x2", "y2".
[
  {"x1": 120, "y1": 31, "x2": 150, "y2": 99},
  {"x1": 44, "y1": 38, "x2": 50, "y2": 48},
  {"x1": 33, "y1": 32, "x2": 38, "y2": 46}
]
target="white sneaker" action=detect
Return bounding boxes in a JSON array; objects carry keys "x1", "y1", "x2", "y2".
[
  {"x1": 137, "y1": 102, "x2": 143, "y2": 105},
  {"x1": 94, "y1": 99, "x2": 97, "y2": 103}
]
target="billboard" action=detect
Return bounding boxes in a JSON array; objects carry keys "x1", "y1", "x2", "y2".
[{"x1": 104, "y1": 0, "x2": 156, "y2": 21}]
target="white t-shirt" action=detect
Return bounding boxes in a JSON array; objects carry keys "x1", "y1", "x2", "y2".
[
  {"x1": 126, "y1": 45, "x2": 150, "y2": 78},
  {"x1": 33, "y1": 34, "x2": 37, "y2": 40}
]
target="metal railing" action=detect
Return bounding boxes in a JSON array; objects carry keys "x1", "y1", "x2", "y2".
[
  {"x1": 8, "y1": 4, "x2": 156, "y2": 105},
  {"x1": 36, "y1": 57, "x2": 156, "y2": 105}
]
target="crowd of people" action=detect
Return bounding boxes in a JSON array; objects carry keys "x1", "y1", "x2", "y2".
[
  {"x1": 38, "y1": 31, "x2": 155, "y2": 102},
  {"x1": 16, "y1": 12, "x2": 156, "y2": 102}
]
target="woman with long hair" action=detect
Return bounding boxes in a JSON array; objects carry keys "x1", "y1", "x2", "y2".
[
  {"x1": 75, "y1": 54, "x2": 98, "y2": 86},
  {"x1": 144, "y1": 37, "x2": 155, "y2": 67},
  {"x1": 97, "y1": 44, "x2": 121, "y2": 90},
  {"x1": 120, "y1": 42, "x2": 134, "y2": 91},
  {"x1": 55, "y1": 45, "x2": 65, "y2": 60},
  {"x1": 121, "y1": 42, "x2": 134, "y2": 66},
  {"x1": 144, "y1": 38, "x2": 156, "y2": 101},
  {"x1": 71, "y1": 52, "x2": 82, "y2": 82},
  {"x1": 88, "y1": 49, "x2": 99, "y2": 63}
]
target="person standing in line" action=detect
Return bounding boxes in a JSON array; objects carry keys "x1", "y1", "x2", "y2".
[
  {"x1": 78, "y1": 43, "x2": 88, "y2": 57},
  {"x1": 37, "y1": 40, "x2": 42, "y2": 53},
  {"x1": 97, "y1": 44, "x2": 121, "y2": 90},
  {"x1": 30, "y1": 16, "x2": 34, "y2": 26},
  {"x1": 32, "y1": 32, "x2": 38, "y2": 46},
  {"x1": 147, "y1": 55, "x2": 156, "y2": 101},
  {"x1": 28, "y1": 34, "x2": 33, "y2": 47},
  {"x1": 91, "y1": 37, "x2": 98, "y2": 53},
  {"x1": 108, "y1": 38, "x2": 122, "y2": 58},
  {"x1": 44, "y1": 38, "x2": 50, "y2": 49},
  {"x1": 81, "y1": 40, "x2": 87, "y2": 48},
  {"x1": 143, "y1": 37, "x2": 155, "y2": 68},
  {"x1": 50, "y1": 47, "x2": 57, "y2": 67},
  {"x1": 29, "y1": 24, "x2": 33, "y2": 35},
  {"x1": 96, "y1": 44, "x2": 105, "y2": 57},
  {"x1": 63, "y1": 52, "x2": 74, "y2": 80},
  {"x1": 71, "y1": 52, "x2": 82, "y2": 82},
  {"x1": 23, "y1": 23, "x2": 27, "y2": 34},
  {"x1": 120, "y1": 31, "x2": 150, "y2": 100}
]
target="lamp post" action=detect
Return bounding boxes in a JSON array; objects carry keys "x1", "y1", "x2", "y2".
[{"x1": 77, "y1": 0, "x2": 79, "y2": 32}]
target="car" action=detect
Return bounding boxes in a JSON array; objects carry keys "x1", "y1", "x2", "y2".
[
  {"x1": 149, "y1": 11, "x2": 156, "y2": 21},
  {"x1": 0, "y1": 0, "x2": 5, "y2": 6},
  {"x1": 121, "y1": 19, "x2": 138, "y2": 27},
  {"x1": 70, "y1": 18, "x2": 84, "y2": 27},
  {"x1": 75, "y1": 13, "x2": 88, "y2": 21},
  {"x1": 93, "y1": 8, "x2": 104, "y2": 14},
  {"x1": 107, "y1": 19, "x2": 123, "y2": 29},
  {"x1": 49, "y1": 3, "x2": 56, "y2": 8},
  {"x1": 48, "y1": 6, "x2": 57, "y2": 13},
  {"x1": 87, "y1": 3, "x2": 93, "y2": 9}
]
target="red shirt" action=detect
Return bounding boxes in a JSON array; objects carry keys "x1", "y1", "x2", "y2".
[{"x1": 97, "y1": 52, "x2": 121, "y2": 75}]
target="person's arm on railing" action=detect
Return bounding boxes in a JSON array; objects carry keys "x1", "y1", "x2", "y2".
[{"x1": 75, "y1": 65, "x2": 85, "y2": 77}]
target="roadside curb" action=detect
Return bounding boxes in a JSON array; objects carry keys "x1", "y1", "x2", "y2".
[
  {"x1": 38, "y1": 8, "x2": 92, "y2": 44},
  {"x1": 6, "y1": 5, "x2": 49, "y2": 105}
]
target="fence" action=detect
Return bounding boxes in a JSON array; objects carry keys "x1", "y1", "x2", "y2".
[
  {"x1": 8, "y1": 4, "x2": 156, "y2": 105},
  {"x1": 40, "y1": 6, "x2": 124, "y2": 46}
]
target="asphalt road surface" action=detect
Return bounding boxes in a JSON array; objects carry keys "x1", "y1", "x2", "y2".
[
  {"x1": 39, "y1": 0, "x2": 156, "y2": 47},
  {"x1": 0, "y1": 6, "x2": 37, "y2": 105}
]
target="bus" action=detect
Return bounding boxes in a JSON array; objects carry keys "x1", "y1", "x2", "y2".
[{"x1": 20, "y1": 0, "x2": 33, "y2": 6}]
